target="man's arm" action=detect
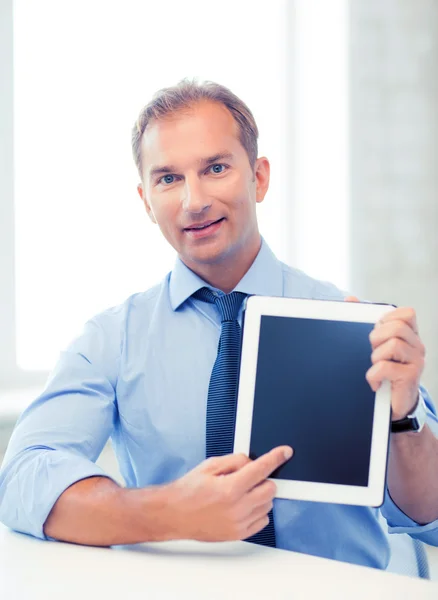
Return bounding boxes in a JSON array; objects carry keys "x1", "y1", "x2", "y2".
[
  {"x1": 0, "y1": 314, "x2": 120, "y2": 539},
  {"x1": 0, "y1": 302, "x2": 292, "y2": 545},
  {"x1": 365, "y1": 305, "x2": 438, "y2": 524},
  {"x1": 387, "y1": 422, "x2": 438, "y2": 525},
  {"x1": 43, "y1": 448, "x2": 293, "y2": 546},
  {"x1": 343, "y1": 298, "x2": 438, "y2": 529}
]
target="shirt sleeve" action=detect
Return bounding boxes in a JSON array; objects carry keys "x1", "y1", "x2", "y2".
[
  {"x1": 380, "y1": 385, "x2": 438, "y2": 546},
  {"x1": 0, "y1": 311, "x2": 122, "y2": 540}
]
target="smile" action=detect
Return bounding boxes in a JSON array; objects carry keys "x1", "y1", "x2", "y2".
[{"x1": 184, "y1": 218, "x2": 225, "y2": 238}]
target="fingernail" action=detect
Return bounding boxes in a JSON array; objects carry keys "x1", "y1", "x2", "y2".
[{"x1": 284, "y1": 447, "x2": 293, "y2": 460}]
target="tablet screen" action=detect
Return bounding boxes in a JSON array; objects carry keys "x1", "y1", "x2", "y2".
[{"x1": 248, "y1": 315, "x2": 375, "y2": 487}]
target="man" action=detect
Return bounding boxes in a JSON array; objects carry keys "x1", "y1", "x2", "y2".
[{"x1": 1, "y1": 80, "x2": 438, "y2": 570}]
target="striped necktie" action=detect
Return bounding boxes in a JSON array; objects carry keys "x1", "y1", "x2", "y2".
[{"x1": 193, "y1": 287, "x2": 276, "y2": 548}]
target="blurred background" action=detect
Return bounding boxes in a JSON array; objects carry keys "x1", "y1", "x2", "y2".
[{"x1": 0, "y1": 0, "x2": 437, "y2": 578}]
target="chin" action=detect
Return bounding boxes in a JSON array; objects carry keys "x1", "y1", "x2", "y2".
[
  {"x1": 186, "y1": 251, "x2": 222, "y2": 266},
  {"x1": 184, "y1": 245, "x2": 229, "y2": 266}
]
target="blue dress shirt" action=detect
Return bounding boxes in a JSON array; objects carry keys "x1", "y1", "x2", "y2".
[{"x1": 1, "y1": 240, "x2": 438, "y2": 570}]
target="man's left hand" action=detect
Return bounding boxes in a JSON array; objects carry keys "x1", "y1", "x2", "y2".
[{"x1": 345, "y1": 297, "x2": 425, "y2": 421}]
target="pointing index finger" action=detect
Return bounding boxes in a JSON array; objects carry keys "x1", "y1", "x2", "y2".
[{"x1": 232, "y1": 446, "x2": 293, "y2": 493}]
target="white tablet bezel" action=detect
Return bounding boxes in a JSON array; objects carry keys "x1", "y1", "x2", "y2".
[{"x1": 234, "y1": 296, "x2": 395, "y2": 507}]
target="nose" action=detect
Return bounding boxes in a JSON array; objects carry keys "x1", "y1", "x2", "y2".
[{"x1": 181, "y1": 176, "x2": 211, "y2": 214}]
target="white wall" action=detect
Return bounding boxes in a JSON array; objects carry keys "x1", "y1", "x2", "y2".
[{"x1": 349, "y1": 0, "x2": 438, "y2": 400}]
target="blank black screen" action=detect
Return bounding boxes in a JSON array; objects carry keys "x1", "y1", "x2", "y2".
[{"x1": 248, "y1": 316, "x2": 375, "y2": 487}]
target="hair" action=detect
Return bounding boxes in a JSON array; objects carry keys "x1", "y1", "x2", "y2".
[{"x1": 131, "y1": 79, "x2": 259, "y2": 178}]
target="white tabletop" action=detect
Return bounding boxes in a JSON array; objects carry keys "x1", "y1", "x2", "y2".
[{"x1": 0, "y1": 525, "x2": 437, "y2": 600}]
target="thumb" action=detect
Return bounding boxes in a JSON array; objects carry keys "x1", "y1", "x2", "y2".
[{"x1": 345, "y1": 295, "x2": 360, "y2": 303}]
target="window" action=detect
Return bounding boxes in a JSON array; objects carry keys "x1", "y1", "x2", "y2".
[
  {"x1": 293, "y1": 0, "x2": 349, "y2": 288},
  {"x1": 13, "y1": 0, "x2": 290, "y2": 371},
  {"x1": 2, "y1": 0, "x2": 349, "y2": 388}
]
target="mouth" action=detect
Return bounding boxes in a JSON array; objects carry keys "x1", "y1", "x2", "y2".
[
  {"x1": 183, "y1": 218, "x2": 225, "y2": 239},
  {"x1": 184, "y1": 218, "x2": 224, "y2": 231}
]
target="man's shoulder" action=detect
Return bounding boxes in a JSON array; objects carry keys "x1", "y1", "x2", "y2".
[
  {"x1": 62, "y1": 276, "x2": 170, "y2": 374},
  {"x1": 280, "y1": 261, "x2": 346, "y2": 301},
  {"x1": 84, "y1": 275, "x2": 170, "y2": 332}
]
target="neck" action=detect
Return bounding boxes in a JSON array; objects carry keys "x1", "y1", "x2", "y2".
[{"x1": 182, "y1": 236, "x2": 262, "y2": 294}]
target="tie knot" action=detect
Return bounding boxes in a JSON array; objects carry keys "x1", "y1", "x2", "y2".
[{"x1": 193, "y1": 288, "x2": 246, "y2": 322}]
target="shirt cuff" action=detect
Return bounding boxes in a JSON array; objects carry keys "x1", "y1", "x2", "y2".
[
  {"x1": 381, "y1": 386, "x2": 438, "y2": 544},
  {"x1": 381, "y1": 483, "x2": 438, "y2": 546}
]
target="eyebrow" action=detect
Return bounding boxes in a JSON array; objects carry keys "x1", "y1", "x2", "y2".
[{"x1": 149, "y1": 152, "x2": 234, "y2": 179}]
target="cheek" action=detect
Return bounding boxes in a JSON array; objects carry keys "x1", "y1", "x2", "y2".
[
  {"x1": 210, "y1": 174, "x2": 250, "y2": 207},
  {"x1": 149, "y1": 193, "x2": 179, "y2": 226}
]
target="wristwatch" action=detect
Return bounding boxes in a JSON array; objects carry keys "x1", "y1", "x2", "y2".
[{"x1": 391, "y1": 394, "x2": 427, "y2": 434}]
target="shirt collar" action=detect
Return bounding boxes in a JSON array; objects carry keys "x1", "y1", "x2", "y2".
[{"x1": 168, "y1": 238, "x2": 284, "y2": 311}]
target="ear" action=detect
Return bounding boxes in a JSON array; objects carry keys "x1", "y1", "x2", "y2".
[
  {"x1": 254, "y1": 157, "x2": 270, "y2": 204},
  {"x1": 137, "y1": 183, "x2": 157, "y2": 224}
]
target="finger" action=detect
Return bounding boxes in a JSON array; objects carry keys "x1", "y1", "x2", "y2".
[
  {"x1": 232, "y1": 446, "x2": 293, "y2": 493},
  {"x1": 378, "y1": 307, "x2": 419, "y2": 334},
  {"x1": 369, "y1": 321, "x2": 424, "y2": 352},
  {"x1": 366, "y1": 360, "x2": 422, "y2": 393},
  {"x1": 245, "y1": 500, "x2": 274, "y2": 523},
  {"x1": 344, "y1": 296, "x2": 360, "y2": 302},
  {"x1": 246, "y1": 479, "x2": 277, "y2": 506},
  {"x1": 371, "y1": 338, "x2": 420, "y2": 365},
  {"x1": 198, "y1": 453, "x2": 251, "y2": 476},
  {"x1": 244, "y1": 515, "x2": 270, "y2": 540}
]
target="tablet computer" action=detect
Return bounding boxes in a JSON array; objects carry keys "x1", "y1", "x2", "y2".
[{"x1": 234, "y1": 296, "x2": 395, "y2": 507}]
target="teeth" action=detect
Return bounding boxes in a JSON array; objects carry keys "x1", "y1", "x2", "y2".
[
  {"x1": 194, "y1": 223, "x2": 210, "y2": 229},
  {"x1": 188, "y1": 219, "x2": 222, "y2": 231}
]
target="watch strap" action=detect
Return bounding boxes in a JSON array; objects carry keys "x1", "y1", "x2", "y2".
[{"x1": 391, "y1": 394, "x2": 427, "y2": 434}]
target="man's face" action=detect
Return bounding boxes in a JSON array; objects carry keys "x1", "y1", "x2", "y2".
[{"x1": 137, "y1": 101, "x2": 270, "y2": 272}]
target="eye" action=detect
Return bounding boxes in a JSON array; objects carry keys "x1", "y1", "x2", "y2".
[
  {"x1": 209, "y1": 164, "x2": 227, "y2": 175},
  {"x1": 159, "y1": 174, "x2": 177, "y2": 186}
]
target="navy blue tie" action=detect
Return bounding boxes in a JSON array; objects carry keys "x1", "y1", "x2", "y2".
[{"x1": 194, "y1": 287, "x2": 276, "y2": 548}]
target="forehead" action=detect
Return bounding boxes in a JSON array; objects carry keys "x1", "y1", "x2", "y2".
[{"x1": 140, "y1": 101, "x2": 243, "y2": 173}]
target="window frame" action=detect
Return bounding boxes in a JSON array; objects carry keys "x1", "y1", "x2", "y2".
[{"x1": 1, "y1": 0, "x2": 48, "y2": 389}]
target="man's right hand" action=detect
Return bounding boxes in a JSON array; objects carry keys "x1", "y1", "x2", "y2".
[
  {"x1": 166, "y1": 446, "x2": 293, "y2": 542},
  {"x1": 43, "y1": 445, "x2": 293, "y2": 547}
]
